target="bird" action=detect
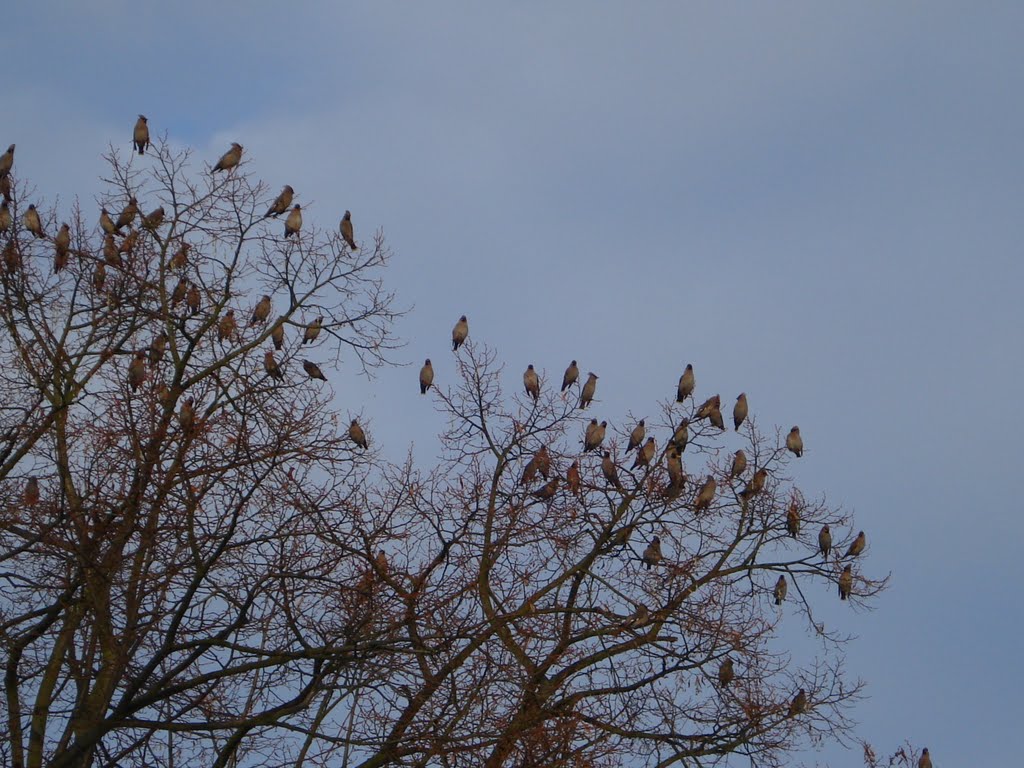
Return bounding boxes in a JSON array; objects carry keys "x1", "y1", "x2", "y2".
[
  {"x1": 531, "y1": 477, "x2": 559, "y2": 500},
  {"x1": 523, "y1": 364, "x2": 540, "y2": 400},
  {"x1": 271, "y1": 322, "x2": 285, "y2": 351},
  {"x1": 284, "y1": 204, "x2": 303, "y2": 237},
  {"x1": 632, "y1": 437, "x2": 656, "y2": 470},
  {"x1": 264, "y1": 350, "x2": 284, "y2": 380},
  {"x1": 521, "y1": 455, "x2": 539, "y2": 486},
  {"x1": 212, "y1": 142, "x2": 243, "y2": 173},
  {"x1": 642, "y1": 537, "x2": 663, "y2": 570},
  {"x1": 0, "y1": 144, "x2": 14, "y2": 179},
  {"x1": 566, "y1": 460, "x2": 581, "y2": 497},
  {"x1": 186, "y1": 285, "x2": 201, "y2": 315},
  {"x1": 115, "y1": 197, "x2": 139, "y2": 231},
  {"x1": 845, "y1": 531, "x2": 866, "y2": 558},
  {"x1": 740, "y1": 468, "x2": 768, "y2": 499},
  {"x1": 24, "y1": 204, "x2": 45, "y2": 238},
  {"x1": 251, "y1": 295, "x2": 272, "y2": 325},
  {"x1": 171, "y1": 278, "x2": 188, "y2": 307},
  {"x1": 695, "y1": 394, "x2": 721, "y2": 421},
  {"x1": 818, "y1": 525, "x2": 832, "y2": 561},
  {"x1": 217, "y1": 309, "x2": 236, "y2": 342},
  {"x1": 0, "y1": 201, "x2": 11, "y2": 233},
  {"x1": 729, "y1": 449, "x2": 747, "y2": 479},
  {"x1": 666, "y1": 448, "x2": 684, "y2": 490},
  {"x1": 133, "y1": 115, "x2": 150, "y2": 155},
  {"x1": 264, "y1": 185, "x2": 294, "y2": 218},
  {"x1": 578, "y1": 372, "x2": 598, "y2": 409},
  {"x1": 92, "y1": 261, "x2": 106, "y2": 291},
  {"x1": 918, "y1": 748, "x2": 932, "y2": 768},
  {"x1": 622, "y1": 604, "x2": 650, "y2": 630},
  {"x1": 788, "y1": 688, "x2": 807, "y2": 717},
  {"x1": 607, "y1": 522, "x2": 635, "y2": 549},
  {"x1": 419, "y1": 359, "x2": 434, "y2": 394},
  {"x1": 561, "y1": 360, "x2": 579, "y2": 392},
  {"x1": 118, "y1": 229, "x2": 139, "y2": 256},
  {"x1": 708, "y1": 406, "x2": 725, "y2": 431},
  {"x1": 670, "y1": 419, "x2": 689, "y2": 453},
  {"x1": 169, "y1": 241, "x2": 190, "y2": 271},
  {"x1": 583, "y1": 420, "x2": 607, "y2": 453},
  {"x1": 533, "y1": 445, "x2": 551, "y2": 479},
  {"x1": 838, "y1": 565, "x2": 853, "y2": 600},
  {"x1": 54, "y1": 224, "x2": 71, "y2": 273},
  {"x1": 718, "y1": 658, "x2": 734, "y2": 687},
  {"x1": 340, "y1": 210, "x2": 356, "y2": 249},
  {"x1": 99, "y1": 208, "x2": 116, "y2": 235},
  {"x1": 626, "y1": 420, "x2": 645, "y2": 452},
  {"x1": 676, "y1": 364, "x2": 695, "y2": 402},
  {"x1": 452, "y1": 315, "x2": 468, "y2": 351},
  {"x1": 773, "y1": 575, "x2": 787, "y2": 605},
  {"x1": 786, "y1": 426, "x2": 803, "y2": 457},
  {"x1": 0, "y1": 174, "x2": 10, "y2": 202},
  {"x1": 128, "y1": 351, "x2": 146, "y2": 392},
  {"x1": 24, "y1": 476, "x2": 39, "y2": 506},
  {"x1": 302, "y1": 316, "x2": 323, "y2": 344},
  {"x1": 348, "y1": 419, "x2": 368, "y2": 450},
  {"x1": 142, "y1": 206, "x2": 165, "y2": 230},
  {"x1": 694, "y1": 476, "x2": 716, "y2": 513},
  {"x1": 733, "y1": 393, "x2": 748, "y2": 431},
  {"x1": 786, "y1": 502, "x2": 800, "y2": 538},
  {"x1": 303, "y1": 360, "x2": 327, "y2": 381},
  {"x1": 148, "y1": 332, "x2": 168, "y2": 366},
  {"x1": 178, "y1": 397, "x2": 195, "y2": 434},
  {"x1": 601, "y1": 452, "x2": 623, "y2": 490}
]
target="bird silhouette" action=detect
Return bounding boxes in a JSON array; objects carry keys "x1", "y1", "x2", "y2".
[
  {"x1": 128, "y1": 351, "x2": 146, "y2": 392},
  {"x1": 718, "y1": 658, "x2": 734, "y2": 687},
  {"x1": 642, "y1": 537, "x2": 663, "y2": 569},
  {"x1": 523, "y1": 364, "x2": 540, "y2": 400},
  {"x1": 786, "y1": 502, "x2": 800, "y2": 538},
  {"x1": 284, "y1": 204, "x2": 303, "y2": 237},
  {"x1": 676, "y1": 364, "x2": 695, "y2": 402},
  {"x1": 818, "y1": 525, "x2": 832, "y2": 561},
  {"x1": 729, "y1": 449, "x2": 747, "y2": 479},
  {"x1": 251, "y1": 295, "x2": 272, "y2": 325},
  {"x1": 845, "y1": 531, "x2": 866, "y2": 558},
  {"x1": 786, "y1": 426, "x2": 803, "y2": 457},
  {"x1": 602, "y1": 452, "x2": 623, "y2": 490},
  {"x1": 133, "y1": 115, "x2": 150, "y2": 154},
  {"x1": 303, "y1": 360, "x2": 327, "y2": 381},
  {"x1": 24, "y1": 204, "x2": 45, "y2": 238},
  {"x1": 626, "y1": 420, "x2": 645, "y2": 453},
  {"x1": 773, "y1": 575, "x2": 787, "y2": 605},
  {"x1": 0, "y1": 144, "x2": 14, "y2": 179},
  {"x1": 561, "y1": 360, "x2": 579, "y2": 392},
  {"x1": 788, "y1": 688, "x2": 807, "y2": 717},
  {"x1": 264, "y1": 185, "x2": 294, "y2": 218},
  {"x1": 302, "y1": 316, "x2": 323, "y2": 345},
  {"x1": 340, "y1": 210, "x2": 357, "y2": 249},
  {"x1": 578, "y1": 372, "x2": 598, "y2": 409},
  {"x1": 419, "y1": 359, "x2": 434, "y2": 394},
  {"x1": 838, "y1": 565, "x2": 853, "y2": 600},
  {"x1": 213, "y1": 142, "x2": 243, "y2": 173},
  {"x1": 348, "y1": 419, "x2": 368, "y2": 450},
  {"x1": 452, "y1": 315, "x2": 469, "y2": 351}
]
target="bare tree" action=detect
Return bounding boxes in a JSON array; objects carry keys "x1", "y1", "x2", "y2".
[{"x1": 1, "y1": 131, "x2": 886, "y2": 767}]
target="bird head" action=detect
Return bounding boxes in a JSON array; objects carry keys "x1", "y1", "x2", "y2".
[
  {"x1": 460, "y1": 315, "x2": 467, "y2": 322},
  {"x1": 570, "y1": 359, "x2": 576, "y2": 365},
  {"x1": 424, "y1": 358, "x2": 431, "y2": 365},
  {"x1": 600, "y1": 421, "x2": 607, "y2": 427},
  {"x1": 7, "y1": 144, "x2": 14, "y2": 153},
  {"x1": 139, "y1": 114, "x2": 147, "y2": 122}
]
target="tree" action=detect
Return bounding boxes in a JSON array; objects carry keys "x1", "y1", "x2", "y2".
[{"x1": 1, "y1": 130, "x2": 886, "y2": 767}]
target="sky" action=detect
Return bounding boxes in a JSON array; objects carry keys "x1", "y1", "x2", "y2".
[{"x1": 6, "y1": 3, "x2": 1023, "y2": 764}]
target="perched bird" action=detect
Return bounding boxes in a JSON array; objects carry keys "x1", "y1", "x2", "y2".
[
  {"x1": 642, "y1": 536, "x2": 663, "y2": 569},
  {"x1": 818, "y1": 525, "x2": 832, "y2": 561},
  {"x1": 670, "y1": 419, "x2": 689, "y2": 453},
  {"x1": 561, "y1": 360, "x2": 579, "y2": 392},
  {"x1": 99, "y1": 208, "x2": 117, "y2": 235},
  {"x1": 695, "y1": 394, "x2": 721, "y2": 421},
  {"x1": 302, "y1": 316, "x2": 323, "y2": 344},
  {"x1": 786, "y1": 502, "x2": 800, "y2": 538},
  {"x1": 24, "y1": 476, "x2": 39, "y2": 506},
  {"x1": 602, "y1": 452, "x2": 623, "y2": 490},
  {"x1": 178, "y1": 397, "x2": 195, "y2": 434},
  {"x1": 708, "y1": 406, "x2": 725, "y2": 431},
  {"x1": 0, "y1": 174, "x2": 10, "y2": 202},
  {"x1": 133, "y1": 115, "x2": 150, "y2": 155},
  {"x1": 733, "y1": 393, "x2": 748, "y2": 431},
  {"x1": 838, "y1": 564, "x2": 853, "y2": 600},
  {"x1": 212, "y1": 142, "x2": 243, "y2": 173},
  {"x1": 608, "y1": 522, "x2": 635, "y2": 549},
  {"x1": 626, "y1": 420, "x2": 645, "y2": 452},
  {"x1": 566, "y1": 460, "x2": 581, "y2": 497},
  {"x1": 740, "y1": 468, "x2": 768, "y2": 499},
  {"x1": 773, "y1": 575, "x2": 788, "y2": 605},
  {"x1": 54, "y1": 224, "x2": 71, "y2": 272},
  {"x1": 845, "y1": 531, "x2": 866, "y2": 558},
  {"x1": 666, "y1": 448, "x2": 684, "y2": 490},
  {"x1": 303, "y1": 359, "x2": 327, "y2": 381},
  {"x1": 532, "y1": 476, "x2": 559, "y2": 500},
  {"x1": 0, "y1": 201, "x2": 11, "y2": 233},
  {"x1": 148, "y1": 331, "x2": 169, "y2": 366},
  {"x1": 271, "y1": 322, "x2": 285, "y2": 350},
  {"x1": 583, "y1": 420, "x2": 607, "y2": 453},
  {"x1": 251, "y1": 295, "x2": 272, "y2": 325},
  {"x1": 115, "y1": 197, "x2": 139, "y2": 231},
  {"x1": 523, "y1": 364, "x2": 540, "y2": 401},
  {"x1": 632, "y1": 437, "x2": 656, "y2": 470},
  {"x1": 171, "y1": 278, "x2": 188, "y2": 307},
  {"x1": 24, "y1": 204, "x2": 45, "y2": 238},
  {"x1": 3, "y1": 240, "x2": 20, "y2": 273},
  {"x1": 92, "y1": 261, "x2": 106, "y2": 291},
  {"x1": 169, "y1": 241, "x2": 190, "y2": 271},
  {"x1": 284, "y1": 204, "x2": 303, "y2": 237},
  {"x1": 578, "y1": 372, "x2": 598, "y2": 409},
  {"x1": 264, "y1": 185, "x2": 294, "y2": 218},
  {"x1": 786, "y1": 426, "x2": 803, "y2": 457},
  {"x1": 340, "y1": 210, "x2": 356, "y2": 249},
  {"x1": 718, "y1": 658, "x2": 734, "y2": 687},
  {"x1": 452, "y1": 315, "x2": 468, "y2": 351},
  {"x1": 729, "y1": 449, "x2": 747, "y2": 479},
  {"x1": 521, "y1": 454, "x2": 540, "y2": 486},
  {"x1": 533, "y1": 445, "x2": 551, "y2": 479},
  {"x1": 788, "y1": 688, "x2": 807, "y2": 717},
  {"x1": 118, "y1": 229, "x2": 138, "y2": 256},
  {"x1": 348, "y1": 419, "x2": 368, "y2": 450},
  {"x1": 676, "y1": 364, "x2": 695, "y2": 402},
  {"x1": 186, "y1": 284, "x2": 201, "y2": 315},
  {"x1": 142, "y1": 206, "x2": 165, "y2": 230},
  {"x1": 0, "y1": 144, "x2": 14, "y2": 179},
  {"x1": 918, "y1": 748, "x2": 932, "y2": 768},
  {"x1": 264, "y1": 350, "x2": 283, "y2": 380},
  {"x1": 128, "y1": 350, "x2": 147, "y2": 392},
  {"x1": 622, "y1": 604, "x2": 650, "y2": 630},
  {"x1": 419, "y1": 359, "x2": 434, "y2": 394},
  {"x1": 217, "y1": 309, "x2": 236, "y2": 342},
  {"x1": 694, "y1": 475, "x2": 717, "y2": 513}
]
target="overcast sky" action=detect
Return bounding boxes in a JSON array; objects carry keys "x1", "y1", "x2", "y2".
[{"x1": 6, "y1": 3, "x2": 1022, "y2": 765}]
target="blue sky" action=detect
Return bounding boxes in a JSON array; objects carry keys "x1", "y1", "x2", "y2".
[{"x1": 7, "y1": 3, "x2": 1023, "y2": 764}]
